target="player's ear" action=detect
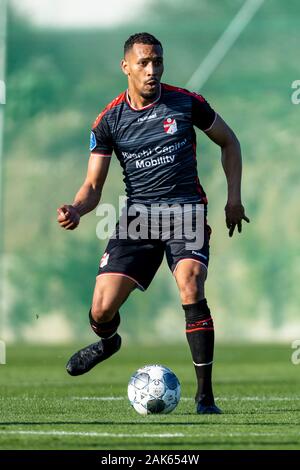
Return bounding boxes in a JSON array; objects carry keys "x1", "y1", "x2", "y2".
[{"x1": 121, "y1": 59, "x2": 129, "y2": 76}]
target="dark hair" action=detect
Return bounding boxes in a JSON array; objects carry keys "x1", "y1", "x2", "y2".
[{"x1": 124, "y1": 32, "x2": 163, "y2": 56}]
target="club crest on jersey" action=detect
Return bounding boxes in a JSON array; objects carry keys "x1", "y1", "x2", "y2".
[
  {"x1": 163, "y1": 117, "x2": 177, "y2": 135},
  {"x1": 90, "y1": 131, "x2": 96, "y2": 151},
  {"x1": 100, "y1": 252, "x2": 109, "y2": 268}
]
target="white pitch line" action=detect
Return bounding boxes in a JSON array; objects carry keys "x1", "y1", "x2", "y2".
[
  {"x1": 222, "y1": 396, "x2": 300, "y2": 402},
  {"x1": 0, "y1": 430, "x2": 299, "y2": 439},
  {"x1": 0, "y1": 430, "x2": 184, "y2": 438},
  {"x1": 71, "y1": 396, "x2": 125, "y2": 401},
  {"x1": 185, "y1": 0, "x2": 265, "y2": 90},
  {"x1": 2, "y1": 396, "x2": 300, "y2": 402},
  {"x1": 71, "y1": 396, "x2": 300, "y2": 402}
]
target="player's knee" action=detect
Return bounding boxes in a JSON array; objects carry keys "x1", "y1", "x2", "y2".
[
  {"x1": 178, "y1": 270, "x2": 206, "y2": 304},
  {"x1": 180, "y1": 282, "x2": 204, "y2": 304},
  {"x1": 91, "y1": 299, "x2": 116, "y2": 323}
]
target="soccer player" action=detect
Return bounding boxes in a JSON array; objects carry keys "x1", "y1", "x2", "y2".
[{"x1": 57, "y1": 32, "x2": 249, "y2": 414}]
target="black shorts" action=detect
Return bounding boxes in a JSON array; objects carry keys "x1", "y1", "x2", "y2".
[{"x1": 97, "y1": 207, "x2": 212, "y2": 291}]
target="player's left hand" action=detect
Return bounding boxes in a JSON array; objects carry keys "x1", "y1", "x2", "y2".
[{"x1": 225, "y1": 202, "x2": 250, "y2": 237}]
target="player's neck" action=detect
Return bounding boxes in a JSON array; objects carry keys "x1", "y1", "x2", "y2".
[{"x1": 126, "y1": 85, "x2": 161, "y2": 110}]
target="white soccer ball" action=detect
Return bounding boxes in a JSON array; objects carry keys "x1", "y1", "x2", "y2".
[{"x1": 127, "y1": 364, "x2": 181, "y2": 415}]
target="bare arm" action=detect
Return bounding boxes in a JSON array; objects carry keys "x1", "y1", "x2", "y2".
[
  {"x1": 57, "y1": 154, "x2": 111, "y2": 230},
  {"x1": 205, "y1": 114, "x2": 250, "y2": 236},
  {"x1": 73, "y1": 153, "x2": 111, "y2": 215}
]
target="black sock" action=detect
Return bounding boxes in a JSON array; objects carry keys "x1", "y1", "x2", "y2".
[
  {"x1": 89, "y1": 309, "x2": 120, "y2": 341},
  {"x1": 182, "y1": 299, "x2": 215, "y2": 405}
]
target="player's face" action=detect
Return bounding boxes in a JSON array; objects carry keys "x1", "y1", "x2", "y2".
[{"x1": 122, "y1": 43, "x2": 164, "y2": 99}]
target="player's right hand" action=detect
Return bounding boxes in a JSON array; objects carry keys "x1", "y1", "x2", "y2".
[{"x1": 57, "y1": 205, "x2": 80, "y2": 230}]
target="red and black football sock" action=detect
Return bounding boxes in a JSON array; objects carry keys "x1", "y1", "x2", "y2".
[
  {"x1": 183, "y1": 298, "x2": 215, "y2": 405},
  {"x1": 89, "y1": 309, "x2": 120, "y2": 341}
]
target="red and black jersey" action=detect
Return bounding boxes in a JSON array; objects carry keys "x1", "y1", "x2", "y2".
[{"x1": 90, "y1": 83, "x2": 216, "y2": 205}]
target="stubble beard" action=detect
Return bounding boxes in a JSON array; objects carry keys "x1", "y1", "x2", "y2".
[{"x1": 140, "y1": 88, "x2": 159, "y2": 100}]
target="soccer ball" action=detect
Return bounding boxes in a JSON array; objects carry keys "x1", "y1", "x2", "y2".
[{"x1": 127, "y1": 364, "x2": 181, "y2": 415}]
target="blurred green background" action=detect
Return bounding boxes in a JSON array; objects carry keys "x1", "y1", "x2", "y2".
[{"x1": 1, "y1": 0, "x2": 300, "y2": 343}]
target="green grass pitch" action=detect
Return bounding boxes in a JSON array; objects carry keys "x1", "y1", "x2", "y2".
[{"x1": 0, "y1": 343, "x2": 299, "y2": 450}]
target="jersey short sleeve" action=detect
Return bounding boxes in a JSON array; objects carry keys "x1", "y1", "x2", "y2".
[
  {"x1": 191, "y1": 92, "x2": 217, "y2": 132},
  {"x1": 90, "y1": 114, "x2": 113, "y2": 156}
]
